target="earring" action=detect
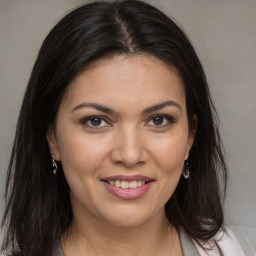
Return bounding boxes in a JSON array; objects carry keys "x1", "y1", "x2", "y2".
[
  {"x1": 182, "y1": 160, "x2": 189, "y2": 179},
  {"x1": 52, "y1": 157, "x2": 57, "y2": 175}
]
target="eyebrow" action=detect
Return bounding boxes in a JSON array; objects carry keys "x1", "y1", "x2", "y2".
[
  {"x1": 142, "y1": 100, "x2": 182, "y2": 114},
  {"x1": 71, "y1": 100, "x2": 182, "y2": 114},
  {"x1": 72, "y1": 103, "x2": 116, "y2": 114}
]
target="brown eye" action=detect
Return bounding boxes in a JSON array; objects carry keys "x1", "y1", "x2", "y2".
[
  {"x1": 81, "y1": 116, "x2": 110, "y2": 128},
  {"x1": 147, "y1": 114, "x2": 176, "y2": 127},
  {"x1": 90, "y1": 117, "x2": 102, "y2": 126},
  {"x1": 152, "y1": 116, "x2": 164, "y2": 125}
]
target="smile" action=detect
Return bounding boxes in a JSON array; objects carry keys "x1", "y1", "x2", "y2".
[
  {"x1": 102, "y1": 175, "x2": 154, "y2": 199},
  {"x1": 105, "y1": 180, "x2": 146, "y2": 189}
]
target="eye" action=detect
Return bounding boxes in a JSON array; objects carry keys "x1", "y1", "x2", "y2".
[
  {"x1": 81, "y1": 116, "x2": 110, "y2": 128},
  {"x1": 147, "y1": 114, "x2": 176, "y2": 127},
  {"x1": 151, "y1": 116, "x2": 166, "y2": 126}
]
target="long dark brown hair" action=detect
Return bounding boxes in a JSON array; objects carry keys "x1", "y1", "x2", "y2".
[{"x1": 1, "y1": 1, "x2": 227, "y2": 255}]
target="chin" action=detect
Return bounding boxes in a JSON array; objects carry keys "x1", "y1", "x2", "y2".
[
  {"x1": 105, "y1": 215, "x2": 149, "y2": 228},
  {"x1": 99, "y1": 204, "x2": 162, "y2": 228}
]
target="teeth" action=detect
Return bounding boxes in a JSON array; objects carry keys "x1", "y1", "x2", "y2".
[
  {"x1": 129, "y1": 180, "x2": 137, "y2": 189},
  {"x1": 115, "y1": 180, "x2": 121, "y2": 188},
  {"x1": 107, "y1": 180, "x2": 146, "y2": 188},
  {"x1": 121, "y1": 181, "x2": 128, "y2": 188}
]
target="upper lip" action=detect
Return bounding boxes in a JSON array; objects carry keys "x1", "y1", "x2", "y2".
[{"x1": 101, "y1": 175, "x2": 154, "y2": 182}]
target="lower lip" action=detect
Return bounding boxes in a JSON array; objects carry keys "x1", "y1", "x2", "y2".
[{"x1": 103, "y1": 182, "x2": 152, "y2": 200}]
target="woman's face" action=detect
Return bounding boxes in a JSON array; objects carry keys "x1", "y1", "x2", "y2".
[{"x1": 47, "y1": 55, "x2": 196, "y2": 227}]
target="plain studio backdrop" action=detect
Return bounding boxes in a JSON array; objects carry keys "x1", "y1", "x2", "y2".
[{"x1": 0, "y1": 0, "x2": 255, "y2": 253}]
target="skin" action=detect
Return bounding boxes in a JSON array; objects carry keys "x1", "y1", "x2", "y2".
[{"x1": 47, "y1": 54, "x2": 196, "y2": 256}]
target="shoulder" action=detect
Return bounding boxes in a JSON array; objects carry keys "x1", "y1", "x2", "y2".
[
  {"x1": 0, "y1": 252, "x2": 10, "y2": 256},
  {"x1": 194, "y1": 226, "x2": 245, "y2": 256},
  {"x1": 0, "y1": 253, "x2": 21, "y2": 256}
]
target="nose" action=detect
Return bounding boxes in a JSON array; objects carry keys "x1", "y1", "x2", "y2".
[{"x1": 110, "y1": 126, "x2": 148, "y2": 168}]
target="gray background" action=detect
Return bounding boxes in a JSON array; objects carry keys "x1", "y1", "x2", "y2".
[{"x1": 1, "y1": 0, "x2": 255, "y2": 248}]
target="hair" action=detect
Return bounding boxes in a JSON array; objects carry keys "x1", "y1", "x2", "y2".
[{"x1": 1, "y1": 1, "x2": 227, "y2": 255}]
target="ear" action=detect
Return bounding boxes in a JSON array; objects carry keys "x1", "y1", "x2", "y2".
[
  {"x1": 185, "y1": 114, "x2": 197, "y2": 160},
  {"x1": 46, "y1": 128, "x2": 61, "y2": 161}
]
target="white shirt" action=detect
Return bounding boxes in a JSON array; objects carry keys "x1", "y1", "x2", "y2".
[{"x1": 192, "y1": 226, "x2": 246, "y2": 256}]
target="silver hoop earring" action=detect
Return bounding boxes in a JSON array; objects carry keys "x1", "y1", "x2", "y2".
[
  {"x1": 182, "y1": 160, "x2": 189, "y2": 179},
  {"x1": 52, "y1": 158, "x2": 57, "y2": 175}
]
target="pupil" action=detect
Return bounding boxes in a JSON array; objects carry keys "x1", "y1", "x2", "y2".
[
  {"x1": 153, "y1": 116, "x2": 163, "y2": 125},
  {"x1": 91, "y1": 118, "x2": 101, "y2": 126}
]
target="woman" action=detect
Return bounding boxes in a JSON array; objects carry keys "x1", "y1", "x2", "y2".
[{"x1": 1, "y1": 0, "x2": 245, "y2": 255}]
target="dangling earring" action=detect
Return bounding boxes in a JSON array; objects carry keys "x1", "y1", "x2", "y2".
[
  {"x1": 52, "y1": 157, "x2": 57, "y2": 175},
  {"x1": 182, "y1": 160, "x2": 189, "y2": 179}
]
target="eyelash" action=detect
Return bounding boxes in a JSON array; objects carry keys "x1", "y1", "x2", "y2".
[
  {"x1": 146, "y1": 114, "x2": 176, "y2": 128},
  {"x1": 80, "y1": 114, "x2": 176, "y2": 129},
  {"x1": 80, "y1": 115, "x2": 110, "y2": 128}
]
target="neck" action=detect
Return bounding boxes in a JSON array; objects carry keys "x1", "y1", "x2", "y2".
[{"x1": 62, "y1": 208, "x2": 182, "y2": 256}]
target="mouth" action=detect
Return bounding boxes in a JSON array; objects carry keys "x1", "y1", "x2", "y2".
[
  {"x1": 103, "y1": 180, "x2": 150, "y2": 189},
  {"x1": 101, "y1": 175, "x2": 154, "y2": 199}
]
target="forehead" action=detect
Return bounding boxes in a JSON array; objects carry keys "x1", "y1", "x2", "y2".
[{"x1": 61, "y1": 54, "x2": 186, "y2": 112}]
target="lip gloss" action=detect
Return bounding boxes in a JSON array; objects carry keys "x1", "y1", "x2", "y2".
[{"x1": 102, "y1": 181, "x2": 152, "y2": 199}]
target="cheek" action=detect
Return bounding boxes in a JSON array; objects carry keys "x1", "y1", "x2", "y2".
[
  {"x1": 152, "y1": 137, "x2": 187, "y2": 205},
  {"x1": 56, "y1": 134, "x2": 111, "y2": 207},
  {"x1": 56, "y1": 131, "x2": 111, "y2": 180},
  {"x1": 150, "y1": 132, "x2": 188, "y2": 174}
]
